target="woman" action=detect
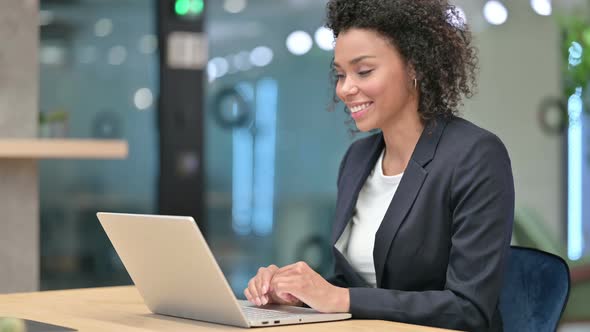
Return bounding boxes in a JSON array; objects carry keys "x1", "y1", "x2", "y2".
[{"x1": 244, "y1": 1, "x2": 514, "y2": 331}]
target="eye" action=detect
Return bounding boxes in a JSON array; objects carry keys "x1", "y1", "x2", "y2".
[
  {"x1": 358, "y1": 69, "x2": 374, "y2": 77},
  {"x1": 334, "y1": 73, "x2": 345, "y2": 81}
]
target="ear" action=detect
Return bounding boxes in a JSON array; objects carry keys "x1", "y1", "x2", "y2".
[
  {"x1": 405, "y1": 62, "x2": 419, "y2": 91},
  {"x1": 406, "y1": 61, "x2": 417, "y2": 82}
]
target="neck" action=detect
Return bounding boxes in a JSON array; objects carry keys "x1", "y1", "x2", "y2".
[{"x1": 380, "y1": 104, "x2": 424, "y2": 175}]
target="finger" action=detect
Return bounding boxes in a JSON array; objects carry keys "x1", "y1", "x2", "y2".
[
  {"x1": 285, "y1": 293, "x2": 299, "y2": 303},
  {"x1": 261, "y1": 272, "x2": 275, "y2": 305},
  {"x1": 277, "y1": 293, "x2": 296, "y2": 303},
  {"x1": 254, "y1": 271, "x2": 263, "y2": 294},
  {"x1": 254, "y1": 278, "x2": 268, "y2": 305},
  {"x1": 273, "y1": 286, "x2": 295, "y2": 303},
  {"x1": 277, "y1": 290, "x2": 299, "y2": 302},
  {"x1": 275, "y1": 263, "x2": 298, "y2": 274},
  {"x1": 254, "y1": 268, "x2": 270, "y2": 305},
  {"x1": 269, "y1": 285, "x2": 300, "y2": 305},
  {"x1": 274, "y1": 268, "x2": 304, "y2": 280},
  {"x1": 276, "y1": 261, "x2": 309, "y2": 276},
  {"x1": 271, "y1": 276, "x2": 299, "y2": 295},
  {"x1": 244, "y1": 288, "x2": 253, "y2": 303},
  {"x1": 247, "y1": 279, "x2": 261, "y2": 305},
  {"x1": 274, "y1": 266, "x2": 300, "y2": 278},
  {"x1": 275, "y1": 266, "x2": 311, "y2": 277},
  {"x1": 273, "y1": 280, "x2": 302, "y2": 303},
  {"x1": 263, "y1": 266, "x2": 280, "y2": 304},
  {"x1": 260, "y1": 269, "x2": 274, "y2": 295}
]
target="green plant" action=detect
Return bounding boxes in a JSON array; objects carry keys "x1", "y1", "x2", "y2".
[
  {"x1": 0, "y1": 318, "x2": 25, "y2": 332},
  {"x1": 39, "y1": 110, "x2": 68, "y2": 124}
]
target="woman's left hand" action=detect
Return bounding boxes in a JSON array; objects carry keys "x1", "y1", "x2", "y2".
[{"x1": 270, "y1": 261, "x2": 350, "y2": 313}]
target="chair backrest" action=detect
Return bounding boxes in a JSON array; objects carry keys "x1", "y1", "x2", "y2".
[{"x1": 499, "y1": 246, "x2": 570, "y2": 332}]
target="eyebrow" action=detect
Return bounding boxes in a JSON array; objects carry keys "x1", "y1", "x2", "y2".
[{"x1": 333, "y1": 55, "x2": 376, "y2": 68}]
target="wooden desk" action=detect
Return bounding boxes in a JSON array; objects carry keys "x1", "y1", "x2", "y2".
[{"x1": 0, "y1": 286, "x2": 458, "y2": 331}]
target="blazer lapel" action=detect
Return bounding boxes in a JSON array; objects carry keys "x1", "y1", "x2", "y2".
[
  {"x1": 373, "y1": 118, "x2": 449, "y2": 287},
  {"x1": 331, "y1": 134, "x2": 384, "y2": 245}
]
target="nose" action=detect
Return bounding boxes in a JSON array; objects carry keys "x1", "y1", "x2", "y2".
[{"x1": 339, "y1": 77, "x2": 359, "y2": 99}]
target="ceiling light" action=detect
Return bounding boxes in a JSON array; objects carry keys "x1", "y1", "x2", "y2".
[
  {"x1": 483, "y1": 1, "x2": 508, "y2": 26},
  {"x1": 286, "y1": 31, "x2": 312, "y2": 56}
]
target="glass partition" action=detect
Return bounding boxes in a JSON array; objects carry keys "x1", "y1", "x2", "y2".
[{"x1": 39, "y1": 0, "x2": 159, "y2": 289}]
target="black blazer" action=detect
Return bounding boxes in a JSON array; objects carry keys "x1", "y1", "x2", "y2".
[{"x1": 328, "y1": 117, "x2": 514, "y2": 332}]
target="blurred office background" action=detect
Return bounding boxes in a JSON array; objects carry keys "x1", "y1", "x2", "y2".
[{"x1": 10, "y1": 0, "x2": 590, "y2": 329}]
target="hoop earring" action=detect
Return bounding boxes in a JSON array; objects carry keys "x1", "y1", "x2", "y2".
[{"x1": 413, "y1": 78, "x2": 417, "y2": 89}]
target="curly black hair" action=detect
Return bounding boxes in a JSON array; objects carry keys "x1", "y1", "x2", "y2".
[{"x1": 326, "y1": 0, "x2": 478, "y2": 122}]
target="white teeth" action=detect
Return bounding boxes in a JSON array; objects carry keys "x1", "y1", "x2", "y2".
[{"x1": 350, "y1": 102, "x2": 372, "y2": 113}]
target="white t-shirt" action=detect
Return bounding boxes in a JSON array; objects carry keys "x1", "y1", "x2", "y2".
[{"x1": 335, "y1": 149, "x2": 403, "y2": 287}]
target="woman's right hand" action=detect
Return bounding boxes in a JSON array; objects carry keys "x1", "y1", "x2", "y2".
[{"x1": 244, "y1": 264, "x2": 302, "y2": 306}]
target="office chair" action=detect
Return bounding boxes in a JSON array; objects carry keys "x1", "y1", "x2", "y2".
[
  {"x1": 499, "y1": 246, "x2": 570, "y2": 332},
  {"x1": 512, "y1": 208, "x2": 590, "y2": 321}
]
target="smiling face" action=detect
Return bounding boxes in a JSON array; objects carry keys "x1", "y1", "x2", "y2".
[{"x1": 334, "y1": 28, "x2": 417, "y2": 132}]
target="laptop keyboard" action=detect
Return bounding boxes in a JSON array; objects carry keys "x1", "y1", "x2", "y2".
[{"x1": 241, "y1": 306, "x2": 298, "y2": 319}]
